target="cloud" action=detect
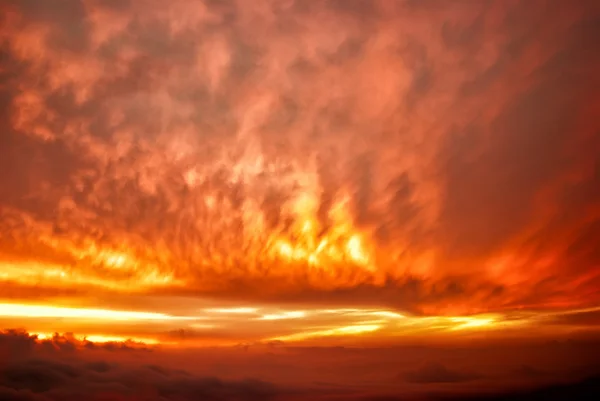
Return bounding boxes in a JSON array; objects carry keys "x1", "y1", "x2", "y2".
[
  {"x1": 509, "y1": 365, "x2": 545, "y2": 379},
  {"x1": 0, "y1": 330, "x2": 149, "y2": 359},
  {"x1": 402, "y1": 362, "x2": 481, "y2": 384},
  {"x1": 0, "y1": 358, "x2": 281, "y2": 401},
  {"x1": 0, "y1": 0, "x2": 599, "y2": 318},
  {"x1": 0, "y1": 331, "x2": 284, "y2": 401},
  {"x1": 545, "y1": 309, "x2": 600, "y2": 326},
  {"x1": 457, "y1": 376, "x2": 600, "y2": 401},
  {"x1": 2, "y1": 355, "x2": 597, "y2": 401},
  {"x1": 1, "y1": 330, "x2": 600, "y2": 401}
]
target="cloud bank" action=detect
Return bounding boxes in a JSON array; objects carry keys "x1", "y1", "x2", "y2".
[{"x1": 1, "y1": 330, "x2": 600, "y2": 401}]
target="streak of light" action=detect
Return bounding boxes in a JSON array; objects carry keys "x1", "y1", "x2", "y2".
[
  {"x1": 355, "y1": 311, "x2": 405, "y2": 319},
  {"x1": 316, "y1": 309, "x2": 404, "y2": 319},
  {"x1": 535, "y1": 305, "x2": 600, "y2": 319},
  {"x1": 258, "y1": 311, "x2": 307, "y2": 320},
  {"x1": 204, "y1": 307, "x2": 259, "y2": 314},
  {"x1": 270, "y1": 324, "x2": 381, "y2": 342},
  {"x1": 319, "y1": 308, "x2": 364, "y2": 314},
  {"x1": 189, "y1": 323, "x2": 218, "y2": 329},
  {"x1": 0, "y1": 303, "x2": 194, "y2": 321},
  {"x1": 0, "y1": 260, "x2": 177, "y2": 290},
  {"x1": 33, "y1": 332, "x2": 162, "y2": 344},
  {"x1": 448, "y1": 316, "x2": 495, "y2": 330}
]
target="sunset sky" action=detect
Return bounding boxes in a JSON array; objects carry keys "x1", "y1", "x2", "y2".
[{"x1": 1, "y1": 0, "x2": 599, "y2": 399}]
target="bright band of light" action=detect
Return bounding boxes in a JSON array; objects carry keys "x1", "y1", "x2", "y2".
[{"x1": 0, "y1": 303, "x2": 194, "y2": 321}]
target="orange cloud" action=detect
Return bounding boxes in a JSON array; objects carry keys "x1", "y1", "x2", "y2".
[{"x1": 0, "y1": 0, "x2": 599, "y2": 344}]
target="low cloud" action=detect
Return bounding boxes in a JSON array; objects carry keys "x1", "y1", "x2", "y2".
[
  {"x1": 0, "y1": 329, "x2": 149, "y2": 360},
  {"x1": 0, "y1": 358, "x2": 281, "y2": 401},
  {"x1": 403, "y1": 362, "x2": 481, "y2": 384},
  {"x1": 546, "y1": 309, "x2": 600, "y2": 326},
  {"x1": 0, "y1": 331, "x2": 283, "y2": 401},
  {"x1": 1, "y1": 331, "x2": 600, "y2": 400}
]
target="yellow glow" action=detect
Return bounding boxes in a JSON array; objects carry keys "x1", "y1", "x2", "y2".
[
  {"x1": 1, "y1": 177, "x2": 377, "y2": 293},
  {"x1": 346, "y1": 234, "x2": 368, "y2": 264},
  {"x1": 86, "y1": 334, "x2": 159, "y2": 344},
  {"x1": 0, "y1": 302, "x2": 535, "y2": 347},
  {"x1": 319, "y1": 308, "x2": 363, "y2": 313},
  {"x1": 189, "y1": 323, "x2": 217, "y2": 329},
  {"x1": 271, "y1": 324, "x2": 381, "y2": 342},
  {"x1": 364, "y1": 311, "x2": 405, "y2": 319},
  {"x1": 0, "y1": 259, "x2": 176, "y2": 291},
  {"x1": 32, "y1": 332, "x2": 160, "y2": 344},
  {"x1": 448, "y1": 316, "x2": 496, "y2": 330},
  {"x1": 204, "y1": 307, "x2": 258, "y2": 314},
  {"x1": 259, "y1": 311, "x2": 307, "y2": 320},
  {"x1": 277, "y1": 242, "x2": 294, "y2": 259},
  {"x1": 318, "y1": 309, "x2": 404, "y2": 319},
  {"x1": 101, "y1": 252, "x2": 128, "y2": 269},
  {"x1": 0, "y1": 303, "x2": 193, "y2": 321},
  {"x1": 260, "y1": 194, "x2": 376, "y2": 273}
]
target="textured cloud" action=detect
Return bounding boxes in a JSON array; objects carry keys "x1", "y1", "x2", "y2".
[
  {"x1": 1, "y1": 357, "x2": 280, "y2": 401},
  {"x1": 0, "y1": 0, "x2": 599, "y2": 317},
  {"x1": 0, "y1": 329, "x2": 149, "y2": 358},
  {"x1": 1, "y1": 330, "x2": 600, "y2": 401},
  {"x1": 0, "y1": 331, "x2": 283, "y2": 401}
]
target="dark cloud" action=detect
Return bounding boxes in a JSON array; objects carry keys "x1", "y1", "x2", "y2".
[
  {"x1": 2, "y1": 331, "x2": 600, "y2": 401},
  {"x1": 436, "y1": 4, "x2": 600, "y2": 259},
  {"x1": 403, "y1": 362, "x2": 481, "y2": 384},
  {"x1": 0, "y1": 387, "x2": 48, "y2": 401},
  {"x1": 547, "y1": 309, "x2": 600, "y2": 327},
  {"x1": 1, "y1": 355, "x2": 597, "y2": 401},
  {"x1": 0, "y1": 358, "x2": 281, "y2": 401},
  {"x1": 509, "y1": 365, "x2": 545, "y2": 379},
  {"x1": 458, "y1": 376, "x2": 600, "y2": 401},
  {"x1": 0, "y1": 331, "x2": 282, "y2": 401},
  {"x1": 0, "y1": 331, "x2": 149, "y2": 358},
  {"x1": 246, "y1": 274, "x2": 505, "y2": 315}
]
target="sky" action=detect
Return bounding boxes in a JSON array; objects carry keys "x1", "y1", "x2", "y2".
[{"x1": 0, "y1": 0, "x2": 599, "y2": 399}]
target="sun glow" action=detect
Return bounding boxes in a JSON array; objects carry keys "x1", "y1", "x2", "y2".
[
  {"x1": 449, "y1": 316, "x2": 496, "y2": 330},
  {"x1": 0, "y1": 302, "x2": 536, "y2": 346},
  {"x1": 272, "y1": 207, "x2": 374, "y2": 272},
  {"x1": 0, "y1": 303, "x2": 193, "y2": 321},
  {"x1": 204, "y1": 307, "x2": 259, "y2": 314},
  {"x1": 32, "y1": 332, "x2": 161, "y2": 345},
  {"x1": 0, "y1": 181, "x2": 378, "y2": 294},
  {"x1": 271, "y1": 324, "x2": 382, "y2": 342},
  {"x1": 259, "y1": 311, "x2": 307, "y2": 320}
]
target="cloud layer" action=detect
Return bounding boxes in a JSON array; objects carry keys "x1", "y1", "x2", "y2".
[
  {"x1": 1, "y1": 330, "x2": 600, "y2": 401},
  {"x1": 0, "y1": 0, "x2": 599, "y2": 317}
]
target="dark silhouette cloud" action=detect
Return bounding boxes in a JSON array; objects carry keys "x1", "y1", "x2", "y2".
[
  {"x1": 0, "y1": 330, "x2": 149, "y2": 359},
  {"x1": 2, "y1": 330, "x2": 600, "y2": 400},
  {"x1": 0, "y1": 358, "x2": 282, "y2": 401},
  {"x1": 403, "y1": 362, "x2": 481, "y2": 384},
  {"x1": 457, "y1": 376, "x2": 600, "y2": 401},
  {"x1": 509, "y1": 365, "x2": 545, "y2": 379}
]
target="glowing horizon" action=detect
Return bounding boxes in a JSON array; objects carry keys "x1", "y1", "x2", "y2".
[{"x1": 0, "y1": 300, "x2": 555, "y2": 346}]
